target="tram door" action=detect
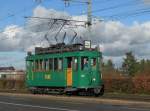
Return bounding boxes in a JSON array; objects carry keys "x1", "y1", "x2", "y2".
[
  {"x1": 66, "y1": 57, "x2": 73, "y2": 87},
  {"x1": 26, "y1": 60, "x2": 34, "y2": 81},
  {"x1": 90, "y1": 58, "x2": 98, "y2": 85}
]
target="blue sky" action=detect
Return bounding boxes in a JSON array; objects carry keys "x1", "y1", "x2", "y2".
[
  {"x1": 0, "y1": 0, "x2": 150, "y2": 28},
  {"x1": 0, "y1": 0, "x2": 150, "y2": 69}
]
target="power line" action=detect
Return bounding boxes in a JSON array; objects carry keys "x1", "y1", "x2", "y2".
[
  {"x1": 101, "y1": 6, "x2": 150, "y2": 20},
  {"x1": 0, "y1": 4, "x2": 35, "y2": 23},
  {"x1": 78, "y1": 0, "x2": 140, "y2": 15}
]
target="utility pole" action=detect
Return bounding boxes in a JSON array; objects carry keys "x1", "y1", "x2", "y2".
[
  {"x1": 87, "y1": 0, "x2": 92, "y2": 27},
  {"x1": 63, "y1": 0, "x2": 92, "y2": 27}
]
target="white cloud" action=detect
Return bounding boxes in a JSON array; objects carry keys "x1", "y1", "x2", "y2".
[
  {"x1": 1, "y1": 5, "x2": 150, "y2": 61},
  {"x1": 143, "y1": 0, "x2": 150, "y2": 5}
]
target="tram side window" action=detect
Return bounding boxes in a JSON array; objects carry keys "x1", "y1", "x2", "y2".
[
  {"x1": 91, "y1": 58, "x2": 96, "y2": 70},
  {"x1": 49, "y1": 58, "x2": 53, "y2": 71},
  {"x1": 42, "y1": 60, "x2": 45, "y2": 70},
  {"x1": 58, "y1": 58, "x2": 63, "y2": 71},
  {"x1": 54, "y1": 58, "x2": 58, "y2": 71},
  {"x1": 44, "y1": 59, "x2": 49, "y2": 71},
  {"x1": 39, "y1": 60, "x2": 43, "y2": 70},
  {"x1": 81, "y1": 57, "x2": 89, "y2": 70},
  {"x1": 35, "y1": 60, "x2": 39, "y2": 70}
]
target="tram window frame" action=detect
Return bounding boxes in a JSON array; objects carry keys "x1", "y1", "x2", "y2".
[{"x1": 81, "y1": 57, "x2": 89, "y2": 70}]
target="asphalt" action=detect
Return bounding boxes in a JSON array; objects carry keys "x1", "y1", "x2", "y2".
[{"x1": 0, "y1": 93, "x2": 150, "y2": 111}]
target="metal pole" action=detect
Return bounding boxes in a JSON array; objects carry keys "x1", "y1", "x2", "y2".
[
  {"x1": 87, "y1": 0, "x2": 92, "y2": 26},
  {"x1": 87, "y1": 0, "x2": 92, "y2": 40}
]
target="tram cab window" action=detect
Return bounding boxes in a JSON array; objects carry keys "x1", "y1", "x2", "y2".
[
  {"x1": 26, "y1": 61, "x2": 30, "y2": 68},
  {"x1": 91, "y1": 58, "x2": 96, "y2": 70},
  {"x1": 26, "y1": 60, "x2": 33, "y2": 69},
  {"x1": 74, "y1": 58, "x2": 78, "y2": 71},
  {"x1": 81, "y1": 57, "x2": 89, "y2": 70}
]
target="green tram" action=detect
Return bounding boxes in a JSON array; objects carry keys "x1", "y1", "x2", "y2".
[{"x1": 26, "y1": 42, "x2": 104, "y2": 96}]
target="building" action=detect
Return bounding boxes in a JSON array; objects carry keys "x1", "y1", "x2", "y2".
[{"x1": 0, "y1": 67, "x2": 25, "y2": 80}]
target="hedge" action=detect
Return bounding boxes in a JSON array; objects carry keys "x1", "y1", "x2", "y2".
[
  {"x1": 0, "y1": 80, "x2": 26, "y2": 89},
  {"x1": 103, "y1": 75, "x2": 150, "y2": 94},
  {"x1": 0, "y1": 75, "x2": 150, "y2": 94}
]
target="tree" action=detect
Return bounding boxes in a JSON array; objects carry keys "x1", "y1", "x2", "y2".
[
  {"x1": 122, "y1": 52, "x2": 138, "y2": 76},
  {"x1": 101, "y1": 59, "x2": 121, "y2": 78},
  {"x1": 106, "y1": 59, "x2": 114, "y2": 70},
  {"x1": 137, "y1": 59, "x2": 150, "y2": 75}
]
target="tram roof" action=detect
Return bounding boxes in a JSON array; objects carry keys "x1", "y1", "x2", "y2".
[{"x1": 26, "y1": 43, "x2": 102, "y2": 60}]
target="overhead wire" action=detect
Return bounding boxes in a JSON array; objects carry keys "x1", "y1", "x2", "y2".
[
  {"x1": 100, "y1": 5, "x2": 150, "y2": 19},
  {"x1": 90, "y1": 0, "x2": 150, "y2": 20}
]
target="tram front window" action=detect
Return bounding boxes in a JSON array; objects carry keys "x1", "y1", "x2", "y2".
[
  {"x1": 91, "y1": 58, "x2": 96, "y2": 70},
  {"x1": 81, "y1": 57, "x2": 89, "y2": 70},
  {"x1": 74, "y1": 58, "x2": 78, "y2": 71}
]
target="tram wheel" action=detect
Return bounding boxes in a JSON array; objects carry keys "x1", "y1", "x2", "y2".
[
  {"x1": 94, "y1": 85, "x2": 104, "y2": 97},
  {"x1": 93, "y1": 88, "x2": 101, "y2": 97},
  {"x1": 99, "y1": 85, "x2": 104, "y2": 96}
]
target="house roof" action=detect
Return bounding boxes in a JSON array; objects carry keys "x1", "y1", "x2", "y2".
[{"x1": 0, "y1": 67, "x2": 15, "y2": 71}]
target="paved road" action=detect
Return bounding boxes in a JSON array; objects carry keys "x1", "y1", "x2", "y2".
[{"x1": 0, "y1": 93, "x2": 150, "y2": 111}]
